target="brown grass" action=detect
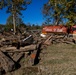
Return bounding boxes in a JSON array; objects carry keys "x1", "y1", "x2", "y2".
[{"x1": 38, "y1": 43, "x2": 76, "y2": 75}]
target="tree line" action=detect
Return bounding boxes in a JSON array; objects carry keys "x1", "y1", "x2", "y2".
[{"x1": 0, "y1": 0, "x2": 76, "y2": 34}]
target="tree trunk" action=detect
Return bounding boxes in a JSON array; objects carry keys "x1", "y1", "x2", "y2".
[
  {"x1": 12, "y1": 3, "x2": 16, "y2": 35},
  {"x1": 13, "y1": 13, "x2": 16, "y2": 35}
]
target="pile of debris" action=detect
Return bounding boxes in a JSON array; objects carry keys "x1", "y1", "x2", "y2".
[
  {"x1": 43, "y1": 34, "x2": 75, "y2": 45},
  {"x1": 0, "y1": 30, "x2": 75, "y2": 75},
  {"x1": 0, "y1": 31, "x2": 42, "y2": 75}
]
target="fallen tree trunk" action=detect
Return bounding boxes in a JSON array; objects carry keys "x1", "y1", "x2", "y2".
[
  {"x1": 44, "y1": 35, "x2": 53, "y2": 45},
  {"x1": 0, "y1": 51, "x2": 16, "y2": 72},
  {"x1": 12, "y1": 53, "x2": 24, "y2": 62},
  {"x1": 28, "y1": 42, "x2": 42, "y2": 66},
  {"x1": 2, "y1": 44, "x2": 37, "y2": 53}
]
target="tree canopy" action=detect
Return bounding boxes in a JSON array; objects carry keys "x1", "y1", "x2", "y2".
[
  {"x1": 0, "y1": 0, "x2": 31, "y2": 34},
  {"x1": 0, "y1": 0, "x2": 31, "y2": 15},
  {"x1": 42, "y1": 0, "x2": 76, "y2": 26}
]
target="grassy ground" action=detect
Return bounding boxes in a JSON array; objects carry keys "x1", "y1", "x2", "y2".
[
  {"x1": 5, "y1": 43, "x2": 76, "y2": 75},
  {"x1": 38, "y1": 43, "x2": 76, "y2": 75}
]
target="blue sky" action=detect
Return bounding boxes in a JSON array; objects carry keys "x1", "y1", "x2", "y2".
[{"x1": 0, "y1": 0, "x2": 48, "y2": 25}]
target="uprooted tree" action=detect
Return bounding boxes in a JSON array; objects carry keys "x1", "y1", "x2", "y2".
[{"x1": 0, "y1": 0, "x2": 31, "y2": 34}]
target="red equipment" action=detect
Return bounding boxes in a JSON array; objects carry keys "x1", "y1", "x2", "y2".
[
  {"x1": 42, "y1": 25, "x2": 68, "y2": 34},
  {"x1": 41, "y1": 25, "x2": 76, "y2": 35}
]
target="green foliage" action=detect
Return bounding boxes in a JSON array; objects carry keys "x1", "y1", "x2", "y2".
[
  {"x1": 64, "y1": 0, "x2": 76, "y2": 25},
  {"x1": 43, "y1": 0, "x2": 76, "y2": 26},
  {"x1": 6, "y1": 15, "x2": 24, "y2": 26},
  {"x1": 43, "y1": 0, "x2": 65, "y2": 25},
  {"x1": 0, "y1": 24, "x2": 5, "y2": 28},
  {"x1": 0, "y1": 0, "x2": 31, "y2": 34},
  {"x1": 6, "y1": 15, "x2": 13, "y2": 25},
  {"x1": 4, "y1": 24, "x2": 13, "y2": 31},
  {"x1": 25, "y1": 24, "x2": 41, "y2": 30},
  {"x1": 0, "y1": 0, "x2": 31, "y2": 15}
]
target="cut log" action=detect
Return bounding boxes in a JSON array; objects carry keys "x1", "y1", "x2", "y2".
[
  {"x1": 62, "y1": 41, "x2": 75, "y2": 44},
  {"x1": 0, "y1": 51, "x2": 16, "y2": 72},
  {"x1": 29, "y1": 42, "x2": 42, "y2": 65},
  {"x1": 2, "y1": 45, "x2": 37, "y2": 53},
  {"x1": 1, "y1": 47, "x2": 16, "y2": 51},
  {"x1": 44, "y1": 35, "x2": 53, "y2": 45},
  {"x1": 20, "y1": 44, "x2": 36, "y2": 50},
  {"x1": 12, "y1": 53, "x2": 24, "y2": 62}
]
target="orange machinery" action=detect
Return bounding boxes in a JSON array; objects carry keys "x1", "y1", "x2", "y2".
[
  {"x1": 42, "y1": 25, "x2": 68, "y2": 34},
  {"x1": 41, "y1": 25, "x2": 76, "y2": 41}
]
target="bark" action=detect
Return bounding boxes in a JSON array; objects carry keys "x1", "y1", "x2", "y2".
[
  {"x1": 13, "y1": 13, "x2": 16, "y2": 35},
  {"x1": 12, "y1": 3, "x2": 16, "y2": 35},
  {"x1": 2, "y1": 44, "x2": 37, "y2": 53},
  {"x1": 0, "y1": 51, "x2": 16, "y2": 72}
]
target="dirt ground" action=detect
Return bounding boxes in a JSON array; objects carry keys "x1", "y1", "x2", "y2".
[{"x1": 5, "y1": 43, "x2": 76, "y2": 75}]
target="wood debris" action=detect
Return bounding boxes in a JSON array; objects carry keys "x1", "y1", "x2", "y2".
[{"x1": 0, "y1": 30, "x2": 75, "y2": 74}]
